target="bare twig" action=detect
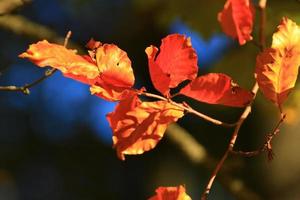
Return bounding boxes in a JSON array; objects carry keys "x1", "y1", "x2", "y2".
[
  {"x1": 258, "y1": 0, "x2": 267, "y2": 51},
  {"x1": 231, "y1": 114, "x2": 286, "y2": 161},
  {"x1": 166, "y1": 124, "x2": 263, "y2": 200},
  {"x1": 0, "y1": 31, "x2": 72, "y2": 94},
  {"x1": 140, "y1": 91, "x2": 236, "y2": 128},
  {"x1": 201, "y1": 1, "x2": 267, "y2": 199},
  {"x1": 201, "y1": 83, "x2": 259, "y2": 200},
  {"x1": 0, "y1": 0, "x2": 32, "y2": 16}
]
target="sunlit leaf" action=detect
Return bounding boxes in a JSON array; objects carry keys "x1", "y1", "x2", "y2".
[
  {"x1": 218, "y1": 0, "x2": 255, "y2": 45},
  {"x1": 19, "y1": 40, "x2": 99, "y2": 84},
  {"x1": 20, "y1": 40, "x2": 135, "y2": 101},
  {"x1": 106, "y1": 95, "x2": 184, "y2": 160},
  {"x1": 148, "y1": 185, "x2": 192, "y2": 200},
  {"x1": 179, "y1": 73, "x2": 253, "y2": 107},
  {"x1": 255, "y1": 18, "x2": 300, "y2": 109},
  {"x1": 146, "y1": 34, "x2": 198, "y2": 96}
]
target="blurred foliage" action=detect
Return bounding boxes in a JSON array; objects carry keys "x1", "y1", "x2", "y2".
[{"x1": 132, "y1": 0, "x2": 223, "y2": 38}]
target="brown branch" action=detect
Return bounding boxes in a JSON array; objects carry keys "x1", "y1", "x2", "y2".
[
  {"x1": 201, "y1": 1, "x2": 267, "y2": 199},
  {"x1": 258, "y1": 0, "x2": 267, "y2": 51},
  {"x1": 201, "y1": 83, "x2": 259, "y2": 200},
  {"x1": 0, "y1": 31, "x2": 72, "y2": 94},
  {"x1": 231, "y1": 114, "x2": 286, "y2": 161},
  {"x1": 0, "y1": 0, "x2": 31, "y2": 16},
  {"x1": 166, "y1": 123, "x2": 263, "y2": 200},
  {"x1": 140, "y1": 91, "x2": 236, "y2": 128}
]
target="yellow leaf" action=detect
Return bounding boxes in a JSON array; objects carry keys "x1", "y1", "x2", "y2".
[{"x1": 255, "y1": 18, "x2": 300, "y2": 110}]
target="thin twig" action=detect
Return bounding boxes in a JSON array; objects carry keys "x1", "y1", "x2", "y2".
[
  {"x1": 231, "y1": 114, "x2": 286, "y2": 160},
  {"x1": 201, "y1": 1, "x2": 267, "y2": 199},
  {"x1": 258, "y1": 0, "x2": 267, "y2": 51},
  {"x1": 201, "y1": 84, "x2": 259, "y2": 200},
  {"x1": 140, "y1": 91, "x2": 236, "y2": 128},
  {"x1": 0, "y1": 31, "x2": 72, "y2": 94},
  {"x1": 166, "y1": 123, "x2": 263, "y2": 200}
]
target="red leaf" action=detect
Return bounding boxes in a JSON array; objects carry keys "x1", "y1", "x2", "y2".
[
  {"x1": 218, "y1": 0, "x2": 255, "y2": 45},
  {"x1": 106, "y1": 96, "x2": 184, "y2": 160},
  {"x1": 148, "y1": 185, "x2": 192, "y2": 200},
  {"x1": 85, "y1": 38, "x2": 102, "y2": 50},
  {"x1": 179, "y1": 73, "x2": 253, "y2": 107},
  {"x1": 146, "y1": 34, "x2": 198, "y2": 96}
]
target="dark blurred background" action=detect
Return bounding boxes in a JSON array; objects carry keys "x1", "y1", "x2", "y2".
[{"x1": 0, "y1": 0, "x2": 300, "y2": 199}]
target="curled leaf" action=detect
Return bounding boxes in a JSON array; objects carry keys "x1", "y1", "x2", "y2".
[
  {"x1": 179, "y1": 73, "x2": 253, "y2": 107},
  {"x1": 106, "y1": 96, "x2": 184, "y2": 160},
  {"x1": 255, "y1": 18, "x2": 300, "y2": 109},
  {"x1": 149, "y1": 185, "x2": 192, "y2": 200},
  {"x1": 146, "y1": 34, "x2": 198, "y2": 96},
  {"x1": 218, "y1": 0, "x2": 255, "y2": 45},
  {"x1": 91, "y1": 43, "x2": 135, "y2": 100},
  {"x1": 20, "y1": 40, "x2": 135, "y2": 101}
]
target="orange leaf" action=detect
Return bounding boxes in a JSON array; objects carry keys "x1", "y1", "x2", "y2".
[
  {"x1": 20, "y1": 40, "x2": 135, "y2": 101},
  {"x1": 179, "y1": 73, "x2": 253, "y2": 107},
  {"x1": 90, "y1": 43, "x2": 135, "y2": 100},
  {"x1": 255, "y1": 18, "x2": 300, "y2": 109},
  {"x1": 19, "y1": 40, "x2": 99, "y2": 84},
  {"x1": 218, "y1": 0, "x2": 255, "y2": 45},
  {"x1": 106, "y1": 96, "x2": 184, "y2": 160},
  {"x1": 148, "y1": 185, "x2": 192, "y2": 200},
  {"x1": 145, "y1": 34, "x2": 198, "y2": 96}
]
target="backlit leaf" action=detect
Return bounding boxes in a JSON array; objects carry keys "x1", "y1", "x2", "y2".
[
  {"x1": 19, "y1": 40, "x2": 99, "y2": 84},
  {"x1": 148, "y1": 185, "x2": 192, "y2": 200},
  {"x1": 106, "y1": 95, "x2": 184, "y2": 160},
  {"x1": 255, "y1": 18, "x2": 300, "y2": 109},
  {"x1": 218, "y1": 0, "x2": 255, "y2": 45},
  {"x1": 179, "y1": 73, "x2": 253, "y2": 107},
  {"x1": 145, "y1": 34, "x2": 198, "y2": 96},
  {"x1": 91, "y1": 43, "x2": 135, "y2": 100},
  {"x1": 20, "y1": 40, "x2": 135, "y2": 101}
]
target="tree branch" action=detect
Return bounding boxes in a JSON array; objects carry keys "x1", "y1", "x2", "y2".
[
  {"x1": 231, "y1": 114, "x2": 286, "y2": 161},
  {"x1": 0, "y1": 0, "x2": 32, "y2": 16},
  {"x1": 166, "y1": 124, "x2": 263, "y2": 200},
  {"x1": 201, "y1": 0, "x2": 267, "y2": 199},
  {"x1": 0, "y1": 31, "x2": 72, "y2": 94}
]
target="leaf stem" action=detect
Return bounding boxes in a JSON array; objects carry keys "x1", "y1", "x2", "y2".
[
  {"x1": 0, "y1": 31, "x2": 72, "y2": 94},
  {"x1": 140, "y1": 91, "x2": 236, "y2": 128}
]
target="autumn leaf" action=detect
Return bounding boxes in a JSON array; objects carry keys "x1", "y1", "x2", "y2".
[
  {"x1": 19, "y1": 40, "x2": 99, "y2": 84},
  {"x1": 20, "y1": 40, "x2": 135, "y2": 101},
  {"x1": 106, "y1": 95, "x2": 184, "y2": 160},
  {"x1": 218, "y1": 0, "x2": 255, "y2": 45},
  {"x1": 255, "y1": 18, "x2": 300, "y2": 109},
  {"x1": 90, "y1": 43, "x2": 135, "y2": 100},
  {"x1": 148, "y1": 185, "x2": 192, "y2": 200},
  {"x1": 179, "y1": 73, "x2": 253, "y2": 107},
  {"x1": 145, "y1": 34, "x2": 198, "y2": 96}
]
